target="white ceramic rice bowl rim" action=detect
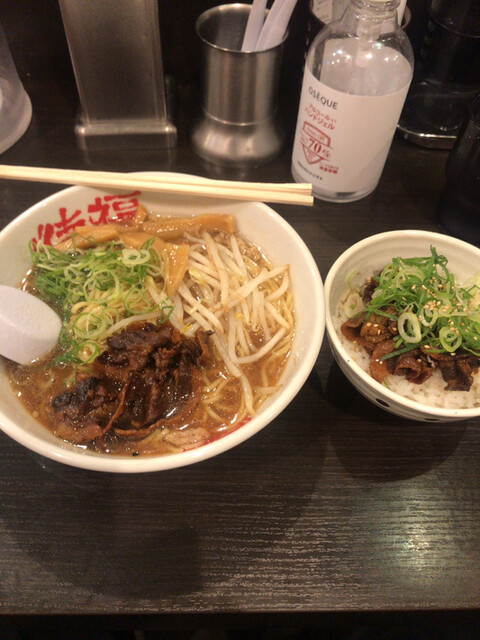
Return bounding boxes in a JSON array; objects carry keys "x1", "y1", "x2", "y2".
[
  {"x1": 324, "y1": 229, "x2": 480, "y2": 421},
  {"x1": 0, "y1": 178, "x2": 325, "y2": 472}
]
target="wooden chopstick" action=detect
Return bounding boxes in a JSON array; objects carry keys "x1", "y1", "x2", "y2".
[{"x1": 0, "y1": 165, "x2": 314, "y2": 206}]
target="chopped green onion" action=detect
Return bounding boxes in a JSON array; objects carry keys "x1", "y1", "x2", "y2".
[
  {"x1": 77, "y1": 340, "x2": 101, "y2": 364},
  {"x1": 419, "y1": 306, "x2": 438, "y2": 327},
  {"x1": 380, "y1": 337, "x2": 433, "y2": 361},
  {"x1": 72, "y1": 312, "x2": 109, "y2": 340},
  {"x1": 398, "y1": 311, "x2": 422, "y2": 343},
  {"x1": 29, "y1": 239, "x2": 173, "y2": 365},
  {"x1": 347, "y1": 269, "x2": 360, "y2": 290},
  {"x1": 360, "y1": 246, "x2": 480, "y2": 358},
  {"x1": 121, "y1": 248, "x2": 151, "y2": 266},
  {"x1": 438, "y1": 326, "x2": 462, "y2": 352}
]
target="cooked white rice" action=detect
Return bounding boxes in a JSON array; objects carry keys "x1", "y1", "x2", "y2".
[{"x1": 334, "y1": 290, "x2": 480, "y2": 410}]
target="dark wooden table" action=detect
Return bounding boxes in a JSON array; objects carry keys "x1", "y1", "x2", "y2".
[{"x1": 0, "y1": 27, "x2": 479, "y2": 638}]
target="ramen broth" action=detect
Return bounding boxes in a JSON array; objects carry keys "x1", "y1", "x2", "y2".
[{"x1": 6, "y1": 211, "x2": 294, "y2": 456}]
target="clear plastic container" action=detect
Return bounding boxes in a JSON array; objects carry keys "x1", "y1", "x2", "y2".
[
  {"x1": 0, "y1": 22, "x2": 31, "y2": 154},
  {"x1": 437, "y1": 94, "x2": 480, "y2": 245},
  {"x1": 398, "y1": 0, "x2": 480, "y2": 148}
]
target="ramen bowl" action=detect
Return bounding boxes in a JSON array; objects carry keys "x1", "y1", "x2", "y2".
[
  {"x1": 0, "y1": 175, "x2": 324, "y2": 472},
  {"x1": 325, "y1": 229, "x2": 480, "y2": 423}
]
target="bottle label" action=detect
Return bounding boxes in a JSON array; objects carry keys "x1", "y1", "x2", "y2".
[{"x1": 292, "y1": 64, "x2": 411, "y2": 197}]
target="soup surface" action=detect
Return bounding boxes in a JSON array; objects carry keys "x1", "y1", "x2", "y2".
[{"x1": 6, "y1": 208, "x2": 294, "y2": 456}]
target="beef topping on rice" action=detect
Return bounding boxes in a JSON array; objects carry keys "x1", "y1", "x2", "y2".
[
  {"x1": 341, "y1": 306, "x2": 480, "y2": 391},
  {"x1": 340, "y1": 251, "x2": 480, "y2": 392}
]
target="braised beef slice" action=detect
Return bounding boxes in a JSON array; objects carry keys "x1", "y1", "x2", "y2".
[
  {"x1": 340, "y1": 312, "x2": 365, "y2": 341},
  {"x1": 369, "y1": 339, "x2": 396, "y2": 383},
  {"x1": 94, "y1": 323, "x2": 173, "y2": 383},
  {"x1": 362, "y1": 276, "x2": 380, "y2": 305},
  {"x1": 393, "y1": 349, "x2": 433, "y2": 385},
  {"x1": 422, "y1": 349, "x2": 480, "y2": 391},
  {"x1": 50, "y1": 322, "x2": 212, "y2": 445},
  {"x1": 114, "y1": 358, "x2": 202, "y2": 438},
  {"x1": 341, "y1": 306, "x2": 397, "y2": 354},
  {"x1": 50, "y1": 376, "x2": 119, "y2": 443},
  {"x1": 368, "y1": 339, "x2": 435, "y2": 385}
]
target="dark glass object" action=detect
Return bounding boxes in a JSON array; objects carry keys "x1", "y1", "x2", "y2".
[
  {"x1": 437, "y1": 94, "x2": 480, "y2": 244},
  {"x1": 398, "y1": 0, "x2": 480, "y2": 148}
]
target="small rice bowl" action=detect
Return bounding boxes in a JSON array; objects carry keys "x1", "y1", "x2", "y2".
[{"x1": 325, "y1": 230, "x2": 480, "y2": 422}]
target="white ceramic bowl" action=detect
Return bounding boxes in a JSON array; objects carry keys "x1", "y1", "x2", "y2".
[
  {"x1": 0, "y1": 174, "x2": 324, "y2": 472},
  {"x1": 325, "y1": 229, "x2": 480, "y2": 423}
]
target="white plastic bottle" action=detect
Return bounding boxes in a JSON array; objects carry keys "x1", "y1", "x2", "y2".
[{"x1": 292, "y1": 0, "x2": 414, "y2": 202}]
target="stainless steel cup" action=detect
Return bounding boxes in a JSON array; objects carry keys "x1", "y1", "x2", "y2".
[{"x1": 191, "y1": 3, "x2": 286, "y2": 168}]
